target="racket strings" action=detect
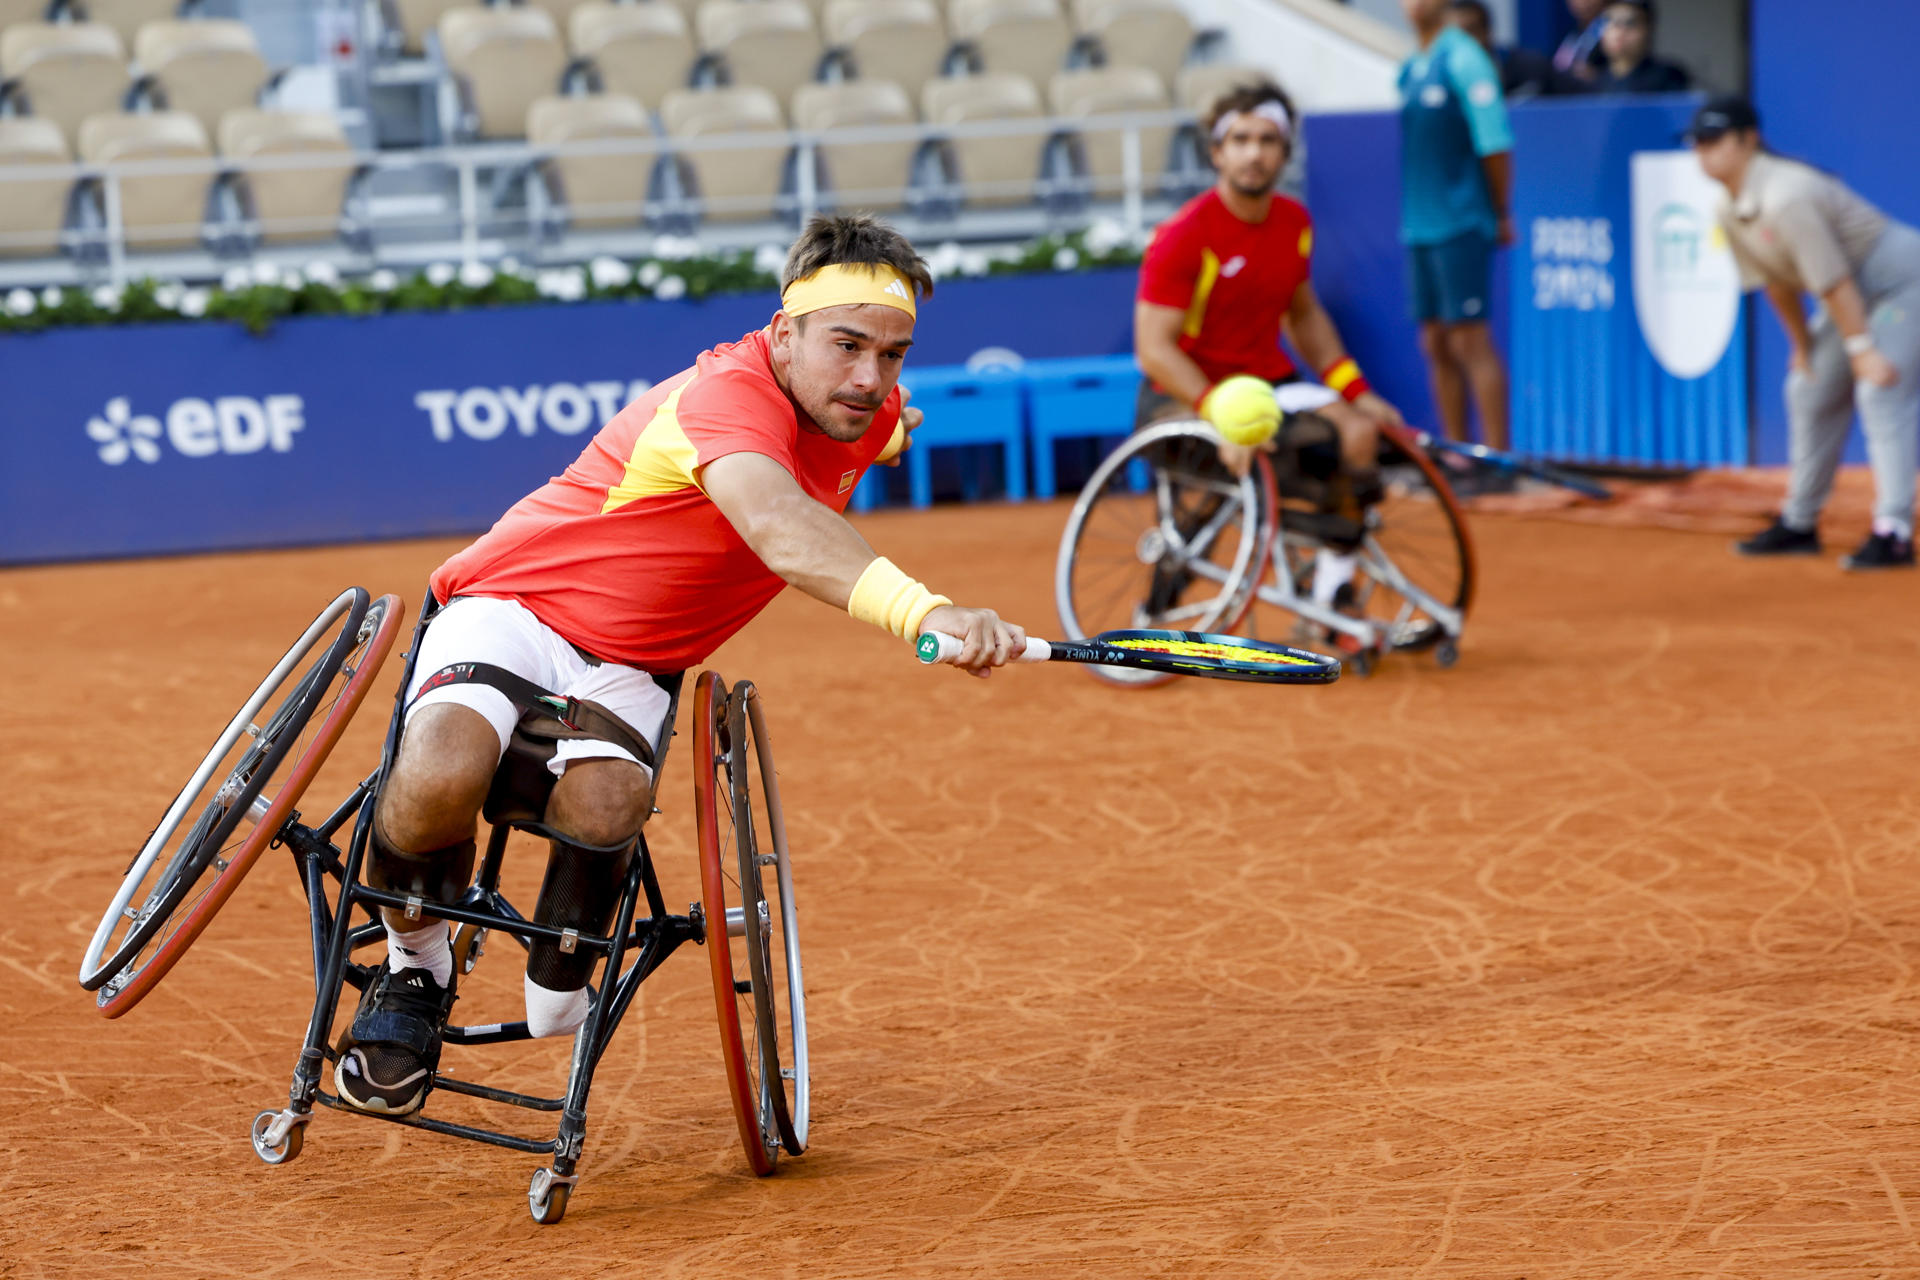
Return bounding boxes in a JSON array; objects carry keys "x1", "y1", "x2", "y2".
[{"x1": 1107, "y1": 637, "x2": 1318, "y2": 667}]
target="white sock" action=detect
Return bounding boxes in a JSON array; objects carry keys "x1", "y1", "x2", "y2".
[
  {"x1": 1312, "y1": 548, "x2": 1359, "y2": 609},
  {"x1": 1873, "y1": 517, "x2": 1913, "y2": 540},
  {"x1": 386, "y1": 922, "x2": 452, "y2": 986},
  {"x1": 524, "y1": 975, "x2": 591, "y2": 1039}
]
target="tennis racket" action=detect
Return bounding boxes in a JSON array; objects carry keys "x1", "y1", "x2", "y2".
[
  {"x1": 1402, "y1": 428, "x2": 1613, "y2": 500},
  {"x1": 916, "y1": 629, "x2": 1341, "y2": 685}
]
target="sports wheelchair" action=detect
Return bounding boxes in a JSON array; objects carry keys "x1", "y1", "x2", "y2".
[
  {"x1": 1055, "y1": 403, "x2": 1475, "y2": 683},
  {"x1": 78, "y1": 588, "x2": 807, "y2": 1223}
]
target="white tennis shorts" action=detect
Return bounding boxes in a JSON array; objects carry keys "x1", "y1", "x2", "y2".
[{"x1": 404, "y1": 595, "x2": 669, "y2": 779}]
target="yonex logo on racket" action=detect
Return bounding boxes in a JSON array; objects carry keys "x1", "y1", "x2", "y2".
[{"x1": 86, "y1": 394, "x2": 305, "y2": 466}]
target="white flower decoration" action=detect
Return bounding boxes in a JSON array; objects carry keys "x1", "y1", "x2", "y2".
[
  {"x1": 1052, "y1": 246, "x2": 1080, "y2": 272},
  {"x1": 458, "y1": 261, "x2": 494, "y2": 289},
  {"x1": 40, "y1": 286, "x2": 62, "y2": 307},
  {"x1": 654, "y1": 274, "x2": 686, "y2": 301},
  {"x1": 179, "y1": 288, "x2": 209, "y2": 317},
  {"x1": 85, "y1": 397, "x2": 163, "y2": 465},
  {"x1": 303, "y1": 261, "x2": 341, "y2": 287},
  {"x1": 536, "y1": 268, "x2": 586, "y2": 301},
  {"x1": 153, "y1": 281, "x2": 184, "y2": 310},
  {"x1": 753, "y1": 243, "x2": 786, "y2": 275},
  {"x1": 498, "y1": 256, "x2": 523, "y2": 278},
  {"x1": 589, "y1": 256, "x2": 633, "y2": 289},
  {"x1": 1083, "y1": 217, "x2": 1128, "y2": 256},
  {"x1": 426, "y1": 262, "x2": 457, "y2": 287},
  {"x1": 367, "y1": 269, "x2": 399, "y2": 292},
  {"x1": 5, "y1": 288, "x2": 34, "y2": 316},
  {"x1": 91, "y1": 284, "x2": 122, "y2": 311},
  {"x1": 221, "y1": 266, "x2": 251, "y2": 292},
  {"x1": 651, "y1": 234, "x2": 699, "y2": 261},
  {"x1": 636, "y1": 260, "x2": 663, "y2": 288},
  {"x1": 251, "y1": 261, "x2": 282, "y2": 287},
  {"x1": 958, "y1": 249, "x2": 991, "y2": 276}
]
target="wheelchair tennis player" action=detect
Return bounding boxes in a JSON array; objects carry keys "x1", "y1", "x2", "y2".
[
  {"x1": 335, "y1": 214, "x2": 1028, "y2": 1116},
  {"x1": 1133, "y1": 79, "x2": 1408, "y2": 648}
]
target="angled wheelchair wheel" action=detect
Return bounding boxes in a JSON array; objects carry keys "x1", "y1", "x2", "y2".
[
  {"x1": 1055, "y1": 421, "x2": 1276, "y2": 688},
  {"x1": 693, "y1": 671, "x2": 777, "y2": 1175},
  {"x1": 1355, "y1": 425, "x2": 1476, "y2": 653},
  {"x1": 731, "y1": 682, "x2": 809, "y2": 1157},
  {"x1": 79, "y1": 589, "x2": 405, "y2": 1016}
]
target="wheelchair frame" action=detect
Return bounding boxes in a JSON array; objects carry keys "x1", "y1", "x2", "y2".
[
  {"x1": 1054, "y1": 419, "x2": 1475, "y2": 681},
  {"x1": 85, "y1": 588, "x2": 806, "y2": 1224}
]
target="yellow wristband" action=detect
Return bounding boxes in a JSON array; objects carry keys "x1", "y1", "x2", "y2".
[{"x1": 848, "y1": 556, "x2": 952, "y2": 640}]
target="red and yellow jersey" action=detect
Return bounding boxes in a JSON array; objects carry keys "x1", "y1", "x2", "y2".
[
  {"x1": 431, "y1": 328, "x2": 900, "y2": 671},
  {"x1": 1136, "y1": 189, "x2": 1315, "y2": 386}
]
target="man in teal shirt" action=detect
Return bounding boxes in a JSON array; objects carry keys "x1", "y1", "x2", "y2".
[{"x1": 1399, "y1": 0, "x2": 1514, "y2": 453}]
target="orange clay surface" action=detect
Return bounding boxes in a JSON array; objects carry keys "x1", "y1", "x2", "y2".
[{"x1": 5, "y1": 498, "x2": 1920, "y2": 1277}]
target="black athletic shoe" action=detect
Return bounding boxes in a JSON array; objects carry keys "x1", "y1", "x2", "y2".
[
  {"x1": 1841, "y1": 531, "x2": 1915, "y2": 571},
  {"x1": 334, "y1": 965, "x2": 455, "y2": 1115},
  {"x1": 1734, "y1": 518, "x2": 1821, "y2": 557}
]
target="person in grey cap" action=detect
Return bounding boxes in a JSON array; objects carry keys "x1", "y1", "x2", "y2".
[{"x1": 1693, "y1": 95, "x2": 1920, "y2": 570}]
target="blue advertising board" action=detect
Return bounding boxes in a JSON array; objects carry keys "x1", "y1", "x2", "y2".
[{"x1": 0, "y1": 269, "x2": 1137, "y2": 564}]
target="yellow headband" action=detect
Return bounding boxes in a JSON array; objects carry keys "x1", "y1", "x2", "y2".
[{"x1": 781, "y1": 263, "x2": 918, "y2": 320}]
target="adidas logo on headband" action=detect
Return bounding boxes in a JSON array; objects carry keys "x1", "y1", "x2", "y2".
[{"x1": 884, "y1": 278, "x2": 911, "y2": 300}]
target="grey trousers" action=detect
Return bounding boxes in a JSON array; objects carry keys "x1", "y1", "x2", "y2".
[{"x1": 1783, "y1": 221, "x2": 1920, "y2": 533}]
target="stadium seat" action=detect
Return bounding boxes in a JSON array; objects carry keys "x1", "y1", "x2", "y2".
[
  {"x1": 695, "y1": 0, "x2": 822, "y2": 110},
  {"x1": 527, "y1": 92, "x2": 654, "y2": 228},
  {"x1": 791, "y1": 79, "x2": 914, "y2": 211},
  {"x1": 1174, "y1": 61, "x2": 1268, "y2": 115},
  {"x1": 822, "y1": 0, "x2": 948, "y2": 104},
  {"x1": 1049, "y1": 65, "x2": 1170, "y2": 194},
  {"x1": 131, "y1": 20, "x2": 270, "y2": 142},
  {"x1": 1073, "y1": 0, "x2": 1190, "y2": 89},
  {"x1": 0, "y1": 23, "x2": 130, "y2": 152},
  {"x1": 0, "y1": 0, "x2": 52, "y2": 32},
  {"x1": 520, "y1": 0, "x2": 600, "y2": 41},
  {"x1": 383, "y1": 0, "x2": 466, "y2": 56},
  {"x1": 567, "y1": 1, "x2": 695, "y2": 111},
  {"x1": 218, "y1": 108, "x2": 355, "y2": 245},
  {"x1": 439, "y1": 6, "x2": 567, "y2": 139},
  {"x1": 72, "y1": 0, "x2": 178, "y2": 51},
  {"x1": 645, "y1": 0, "x2": 705, "y2": 28},
  {"x1": 947, "y1": 0, "x2": 1070, "y2": 88},
  {"x1": 0, "y1": 116, "x2": 71, "y2": 258},
  {"x1": 77, "y1": 109, "x2": 212, "y2": 249},
  {"x1": 660, "y1": 84, "x2": 786, "y2": 222},
  {"x1": 921, "y1": 71, "x2": 1043, "y2": 207}
]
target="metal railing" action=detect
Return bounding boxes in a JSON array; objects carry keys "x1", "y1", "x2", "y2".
[{"x1": 0, "y1": 107, "x2": 1205, "y2": 286}]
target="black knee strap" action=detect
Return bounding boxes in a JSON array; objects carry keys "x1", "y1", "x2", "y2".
[
  {"x1": 365, "y1": 818, "x2": 476, "y2": 906},
  {"x1": 526, "y1": 834, "x2": 635, "y2": 991}
]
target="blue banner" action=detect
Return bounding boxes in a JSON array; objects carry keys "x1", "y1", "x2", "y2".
[{"x1": 0, "y1": 270, "x2": 1136, "y2": 564}]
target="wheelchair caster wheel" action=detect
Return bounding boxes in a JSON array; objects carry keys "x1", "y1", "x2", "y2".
[
  {"x1": 528, "y1": 1167, "x2": 574, "y2": 1224},
  {"x1": 1434, "y1": 638, "x2": 1460, "y2": 669},
  {"x1": 1345, "y1": 649, "x2": 1375, "y2": 678},
  {"x1": 453, "y1": 923, "x2": 487, "y2": 976},
  {"x1": 251, "y1": 1109, "x2": 306, "y2": 1165}
]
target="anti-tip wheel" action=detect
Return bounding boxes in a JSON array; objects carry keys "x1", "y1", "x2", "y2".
[
  {"x1": 528, "y1": 1168, "x2": 574, "y2": 1224},
  {"x1": 250, "y1": 1109, "x2": 305, "y2": 1165},
  {"x1": 1434, "y1": 638, "x2": 1460, "y2": 669}
]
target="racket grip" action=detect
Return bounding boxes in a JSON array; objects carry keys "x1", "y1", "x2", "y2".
[{"x1": 916, "y1": 632, "x2": 1051, "y2": 665}]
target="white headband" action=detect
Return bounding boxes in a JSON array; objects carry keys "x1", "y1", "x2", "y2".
[{"x1": 1211, "y1": 100, "x2": 1293, "y2": 144}]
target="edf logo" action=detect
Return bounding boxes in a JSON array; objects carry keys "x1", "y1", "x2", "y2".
[{"x1": 87, "y1": 394, "x2": 305, "y2": 465}]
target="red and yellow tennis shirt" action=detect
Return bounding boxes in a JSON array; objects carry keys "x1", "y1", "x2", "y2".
[
  {"x1": 431, "y1": 328, "x2": 900, "y2": 671},
  {"x1": 1136, "y1": 189, "x2": 1315, "y2": 386}
]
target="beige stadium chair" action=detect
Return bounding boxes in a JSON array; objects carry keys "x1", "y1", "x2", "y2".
[
  {"x1": 646, "y1": 0, "x2": 704, "y2": 29},
  {"x1": 792, "y1": 78, "x2": 913, "y2": 210},
  {"x1": 132, "y1": 20, "x2": 270, "y2": 142},
  {"x1": 72, "y1": 0, "x2": 178, "y2": 51},
  {"x1": 520, "y1": 0, "x2": 600, "y2": 41},
  {"x1": 0, "y1": 23, "x2": 130, "y2": 152},
  {"x1": 218, "y1": 108, "x2": 355, "y2": 245},
  {"x1": 948, "y1": 0, "x2": 1069, "y2": 88},
  {"x1": 921, "y1": 71, "x2": 1043, "y2": 207},
  {"x1": 1075, "y1": 0, "x2": 1190, "y2": 89},
  {"x1": 1174, "y1": 61, "x2": 1269, "y2": 116},
  {"x1": 439, "y1": 6, "x2": 567, "y2": 139},
  {"x1": 1049, "y1": 64, "x2": 1169, "y2": 195},
  {"x1": 527, "y1": 92, "x2": 654, "y2": 228},
  {"x1": 695, "y1": 0, "x2": 822, "y2": 113},
  {"x1": 822, "y1": 0, "x2": 947, "y2": 104},
  {"x1": 568, "y1": 1, "x2": 694, "y2": 111},
  {"x1": 77, "y1": 109, "x2": 212, "y2": 249},
  {"x1": 0, "y1": 0, "x2": 52, "y2": 30},
  {"x1": 381, "y1": 0, "x2": 466, "y2": 56},
  {"x1": 660, "y1": 84, "x2": 786, "y2": 222},
  {"x1": 0, "y1": 116, "x2": 72, "y2": 257}
]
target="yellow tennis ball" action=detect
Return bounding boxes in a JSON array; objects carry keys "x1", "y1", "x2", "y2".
[
  {"x1": 1202, "y1": 375, "x2": 1280, "y2": 446},
  {"x1": 876, "y1": 420, "x2": 907, "y2": 463}
]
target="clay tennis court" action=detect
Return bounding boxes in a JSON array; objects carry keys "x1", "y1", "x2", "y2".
[{"x1": 5, "y1": 496, "x2": 1919, "y2": 1276}]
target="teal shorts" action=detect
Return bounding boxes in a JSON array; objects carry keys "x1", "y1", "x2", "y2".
[{"x1": 1408, "y1": 230, "x2": 1493, "y2": 324}]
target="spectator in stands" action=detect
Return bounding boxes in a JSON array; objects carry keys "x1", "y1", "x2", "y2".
[
  {"x1": 1552, "y1": 0, "x2": 1606, "y2": 85},
  {"x1": 1695, "y1": 96, "x2": 1920, "y2": 571},
  {"x1": 1398, "y1": 0, "x2": 1514, "y2": 455},
  {"x1": 1591, "y1": 0, "x2": 1690, "y2": 94},
  {"x1": 1446, "y1": 0, "x2": 1562, "y2": 100}
]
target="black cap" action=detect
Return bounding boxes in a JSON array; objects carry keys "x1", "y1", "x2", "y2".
[{"x1": 1684, "y1": 95, "x2": 1759, "y2": 144}]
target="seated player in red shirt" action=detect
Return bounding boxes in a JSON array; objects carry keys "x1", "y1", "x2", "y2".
[
  {"x1": 1132, "y1": 81, "x2": 1405, "y2": 633},
  {"x1": 334, "y1": 215, "x2": 1028, "y2": 1116}
]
